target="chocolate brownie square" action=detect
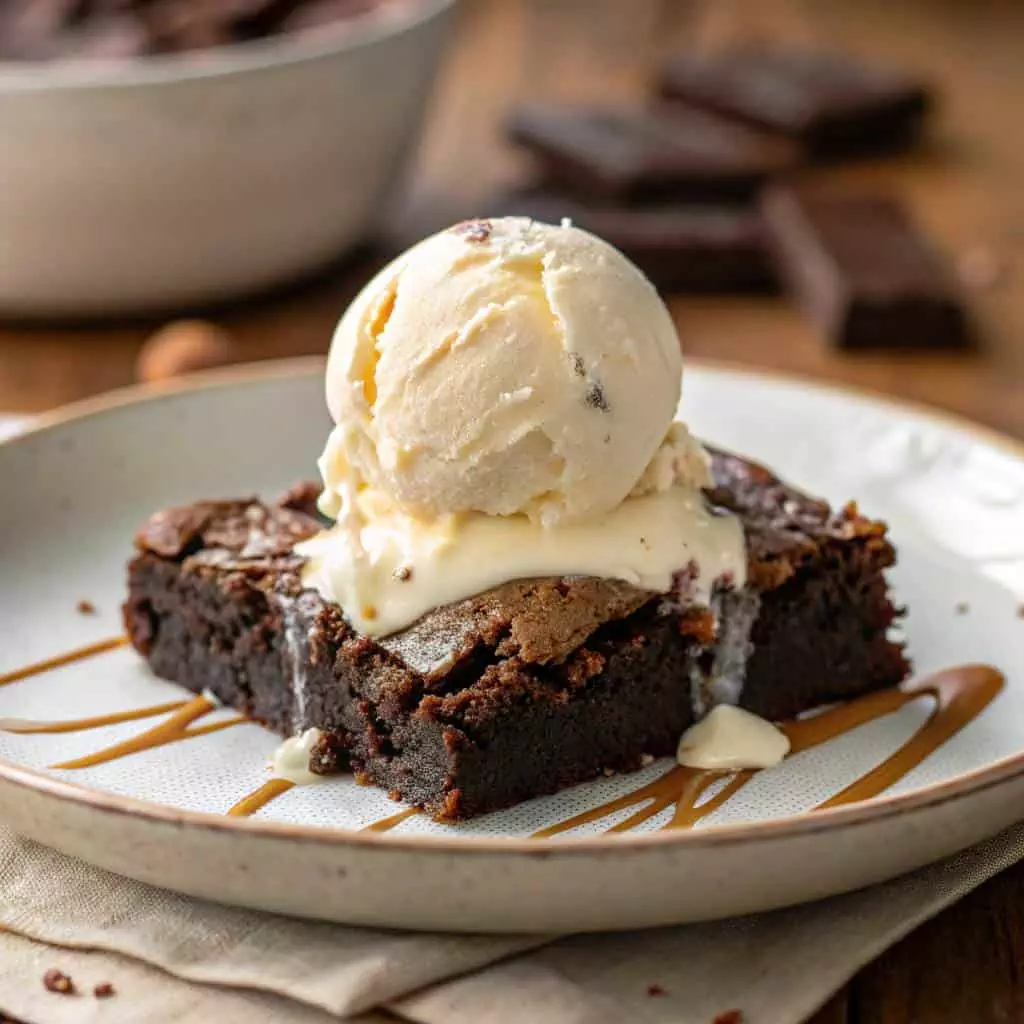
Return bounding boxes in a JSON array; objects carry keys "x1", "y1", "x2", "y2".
[{"x1": 124, "y1": 450, "x2": 907, "y2": 820}]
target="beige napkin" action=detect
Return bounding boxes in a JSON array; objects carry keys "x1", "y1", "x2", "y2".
[{"x1": 2, "y1": 824, "x2": 1023, "y2": 1024}]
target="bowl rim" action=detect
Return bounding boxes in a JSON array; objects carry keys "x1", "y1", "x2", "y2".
[{"x1": 0, "y1": 0, "x2": 455, "y2": 93}]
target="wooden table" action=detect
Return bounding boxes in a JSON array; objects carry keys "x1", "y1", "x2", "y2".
[{"x1": 2, "y1": 1, "x2": 1023, "y2": 1020}]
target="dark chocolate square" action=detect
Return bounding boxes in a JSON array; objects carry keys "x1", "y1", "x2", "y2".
[
  {"x1": 506, "y1": 104, "x2": 798, "y2": 202},
  {"x1": 660, "y1": 47, "x2": 932, "y2": 157},
  {"x1": 761, "y1": 185, "x2": 971, "y2": 349}
]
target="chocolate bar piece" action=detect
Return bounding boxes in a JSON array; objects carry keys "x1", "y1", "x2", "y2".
[
  {"x1": 659, "y1": 48, "x2": 932, "y2": 157},
  {"x1": 499, "y1": 189, "x2": 776, "y2": 293},
  {"x1": 506, "y1": 104, "x2": 798, "y2": 202},
  {"x1": 761, "y1": 185, "x2": 970, "y2": 349}
]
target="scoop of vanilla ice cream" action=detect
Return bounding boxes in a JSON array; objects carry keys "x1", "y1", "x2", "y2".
[{"x1": 320, "y1": 217, "x2": 684, "y2": 526}]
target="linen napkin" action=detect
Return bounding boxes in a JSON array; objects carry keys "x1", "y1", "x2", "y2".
[{"x1": 1, "y1": 822, "x2": 1023, "y2": 1024}]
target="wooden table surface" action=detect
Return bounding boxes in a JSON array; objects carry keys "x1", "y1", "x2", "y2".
[{"x1": 3, "y1": 1, "x2": 1024, "y2": 1020}]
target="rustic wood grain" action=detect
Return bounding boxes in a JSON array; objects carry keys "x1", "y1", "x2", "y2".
[
  {"x1": 2, "y1": 2, "x2": 1023, "y2": 1022},
  {"x1": 808, "y1": 991, "x2": 849, "y2": 1024},
  {"x1": 845, "y1": 855, "x2": 1024, "y2": 1024}
]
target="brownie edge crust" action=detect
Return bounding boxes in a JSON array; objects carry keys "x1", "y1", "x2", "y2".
[{"x1": 123, "y1": 451, "x2": 908, "y2": 822}]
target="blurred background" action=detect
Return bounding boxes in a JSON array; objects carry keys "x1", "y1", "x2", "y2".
[{"x1": 0, "y1": 0, "x2": 1022, "y2": 440}]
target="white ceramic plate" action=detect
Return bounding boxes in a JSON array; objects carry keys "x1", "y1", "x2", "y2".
[{"x1": 1, "y1": 359, "x2": 1022, "y2": 933}]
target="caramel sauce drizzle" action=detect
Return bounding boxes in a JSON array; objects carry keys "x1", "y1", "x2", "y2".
[
  {"x1": 361, "y1": 807, "x2": 420, "y2": 832},
  {"x1": 227, "y1": 778, "x2": 295, "y2": 818},
  {"x1": 0, "y1": 636, "x2": 1004, "y2": 836},
  {"x1": 0, "y1": 637, "x2": 249, "y2": 772},
  {"x1": 0, "y1": 700, "x2": 188, "y2": 735},
  {"x1": 536, "y1": 665, "x2": 1004, "y2": 838},
  {"x1": 50, "y1": 696, "x2": 246, "y2": 771},
  {"x1": 230, "y1": 796, "x2": 422, "y2": 827},
  {"x1": 0, "y1": 636, "x2": 128, "y2": 687}
]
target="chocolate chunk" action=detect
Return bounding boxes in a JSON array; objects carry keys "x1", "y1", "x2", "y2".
[
  {"x1": 506, "y1": 104, "x2": 797, "y2": 202},
  {"x1": 584, "y1": 381, "x2": 608, "y2": 411},
  {"x1": 712, "y1": 1012, "x2": 744, "y2": 1024},
  {"x1": 453, "y1": 219, "x2": 493, "y2": 243},
  {"x1": 761, "y1": 185, "x2": 971, "y2": 349},
  {"x1": 281, "y1": 0, "x2": 382, "y2": 33},
  {"x1": 660, "y1": 47, "x2": 932, "y2": 157},
  {"x1": 42, "y1": 968, "x2": 75, "y2": 995},
  {"x1": 143, "y1": 2, "x2": 235, "y2": 53},
  {"x1": 0, "y1": 0, "x2": 81, "y2": 59},
  {"x1": 499, "y1": 189, "x2": 776, "y2": 292},
  {"x1": 58, "y1": 13, "x2": 149, "y2": 59}
]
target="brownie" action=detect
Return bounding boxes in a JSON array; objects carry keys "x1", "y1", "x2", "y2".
[
  {"x1": 498, "y1": 189, "x2": 777, "y2": 292},
  {"x1": 659, "y1": 47, "x2": 932, "y2": 157},
  {"x1": 761, "y1": 185, "x2": 971, "y2": 349},
  {"x1": 123, "y1": 452, "x2": 907, "y2": 821},
  {"x1": 506, "y1": 105, "x2": 798, "y2": 203}
]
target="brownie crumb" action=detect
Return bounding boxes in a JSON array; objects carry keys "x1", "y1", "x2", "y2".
[
  {"x1": 955, "y1": 601, "x2": 970, "y2": 615},
  {"x1": 713, "y1": 1011, "x2": 743, "y2": 1024},
  {"x1": 454, "y1": 219, "x2": 492, "y2": 243},
  {"x1": 76, "y1": 599, "x2": 97, "y2": 615},
  {"x1": 585, "y1": 382, "x2": 609, "y2": 411},
  {"x1": 569, "y1": 353, "x2": 586, "y2": 377},
  {"x1": 43, "y1": 968, "x2": 75, "y2": 995},
  {"x1": 93, "y1": 983, "x2": 116, "y2": 999},
  {"x1": 647, "y1": 984, "x2": 667, "y2": 997}
]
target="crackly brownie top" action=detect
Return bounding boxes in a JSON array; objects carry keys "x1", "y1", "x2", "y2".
[
  {"x1": 133, "y1": 492, "x2": 321, "y2": 569},
  {"x1": 131, "y1": 448, "x2": 894, "y2": 674},
  {"x1": 705, "y1": 446, "x2": 894, "y2": 588}
]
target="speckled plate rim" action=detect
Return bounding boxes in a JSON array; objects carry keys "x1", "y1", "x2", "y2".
[{"x1": 2, "y1": 355, "x2": 1024, "y2": 858}]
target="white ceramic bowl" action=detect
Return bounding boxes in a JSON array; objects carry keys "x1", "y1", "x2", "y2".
[{"x1": 0, "y1": 0, "x2": 454, "y2": 316}]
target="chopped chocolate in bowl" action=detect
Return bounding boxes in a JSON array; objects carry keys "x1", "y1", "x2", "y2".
[
  {"x1": 0, "y1": 0, "x2": 403, "y2": 61},
  {"x1": 0, "y1": 0, "x2": 453, "y2": 317}
]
